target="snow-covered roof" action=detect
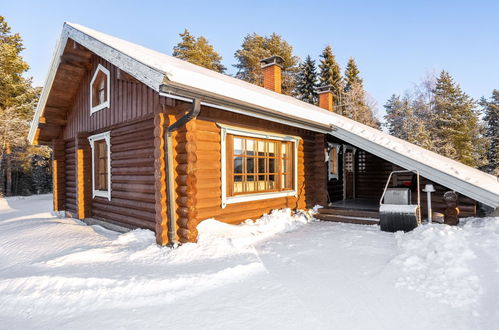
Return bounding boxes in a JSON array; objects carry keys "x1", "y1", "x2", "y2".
[{"x1": 29, "y1": 23, "x2": 499, "y2": 208}]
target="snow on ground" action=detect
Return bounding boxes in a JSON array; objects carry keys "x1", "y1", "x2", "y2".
[{"x1": 0, "y1": 194, "x2": 498, "y2": 329}]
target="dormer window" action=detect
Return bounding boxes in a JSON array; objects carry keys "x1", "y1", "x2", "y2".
[{"x1": 90, "y1": 64, "x2": 110, "y2": 114}]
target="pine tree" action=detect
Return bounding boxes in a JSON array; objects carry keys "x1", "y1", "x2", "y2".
[
  {"x1": 344, "y1": 57, "x2": 362, "y2": 93},
  {"x1": 295, "y1": 55, "x2": 318, "y2": 104},
  {"x1": 431, "y1": 71, "x2": 487, "y2": 167},
  {"x1": 479, "y1": 90, "x2": 499, "y2": 175},
  {"x1": 341, "y1": 58, "x2": 379, "y2": 128},
  {"x1": 318, "y1": 45, "x2": 342, "y2": 105},
  {"x1": 0, "y1": 16, "x2": 49, "y2": 196},
  {"x1": 234, "y1": 33, "x2": 299, "y2": 95},
  {"x1": 384, "y1": 94, "x2": 432, "y2": 149},
  {"x1": 172, "y1": 29, "x2": 226, "y2": 73},
  {"x1": 384, "y1": 94, "x2": 408, "y2": 138}
]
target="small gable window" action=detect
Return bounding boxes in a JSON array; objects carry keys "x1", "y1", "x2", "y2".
[{"x1": 90, "y1": 64, "x2": 110, "y2": 114}]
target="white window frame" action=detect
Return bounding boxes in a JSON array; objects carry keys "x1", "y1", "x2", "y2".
[
  {"x1": 90, "y1": 64, "x2": 111, "y2": 114},
  {"x1": 88, "y1": 131, "x2": 112, "y2": 200},
  {"x1": 327, "y1": 143, "x2": 341, "y2": 180},
  {"x1": 219, "y1": 124, "x2": 299, "y2": 208}
]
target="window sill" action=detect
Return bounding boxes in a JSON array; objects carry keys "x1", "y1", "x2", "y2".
[
  {"x1": 223, "y1": 190, "x2": 296, "y2": 208},
  {"x1": 93, "y1": 190, "x2": 111, "y2": 200},
  {"x1": 90, "y1": 101, "x2": 110, "y2": 115}
]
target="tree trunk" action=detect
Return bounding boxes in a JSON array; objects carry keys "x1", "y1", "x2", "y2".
[{"x1": 5, "y1": 143, "x2": 12, "y2": 196}]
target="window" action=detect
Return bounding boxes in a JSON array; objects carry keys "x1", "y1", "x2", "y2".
[
  {"x1": 88, "y1": 132, "x2": 111, "y2": 200},
  {"x1": 90, "y1": 64, "x2": 110, "y2": 114},
  {"x1": 221, "y1": 125, "x2": 298, "y2": 207},
  {"x1": 328, "y1": 143, "x2": 340, "y2": 180},
  {"x1": 357, "y1": 150, "x2": 366, "y2": 173}
]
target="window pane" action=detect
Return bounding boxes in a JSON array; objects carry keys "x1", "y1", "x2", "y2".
[
  {"x1": 246, "y1": 139, "x2": 255, "y2": 156},
  {"x1": 234, "y1": 138, "x2": 243, "y2": 155},
  {"x1": 258, "y1": 158, "x2": 265, "y2": 174},
  {"x1": 257, "y1": 140, "x2": 265, "y2": 156},
  {"x1": 234, "y1": 157, "x2": 242, "y2": 173},
  {"x1": 282, "y1": 143, "x2": 288, "y2": 158},
  {"x1": 268, "y1": 142, "x2": 275, "y2": 157},
  {"x1": 247, "y1": 157, "x2": 255, "y2": 173},
  {"x1": 269, "y1": 158, "x2": 275, "y2": 173},
  {"x1": 94, "y1": 140, "x2": 108, "y2": 191}
]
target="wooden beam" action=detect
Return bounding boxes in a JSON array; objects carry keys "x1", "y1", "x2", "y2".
[
  {"x1": 117, "y1": 68, "x2": 140, "y2": 84},
  {"x1": 38, "y1": 122, "x2": 62, "y2": 131},
  {"x1": 40, "y1": 116, "x2": 67, "y2": 126},
  {"x1": 60, "y1": 54, "x2": 92, "y2": 70}
]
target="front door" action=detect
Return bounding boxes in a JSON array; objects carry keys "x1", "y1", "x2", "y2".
[{"x1": 344, "y1": 149, "x2": 355, "y2": 199}]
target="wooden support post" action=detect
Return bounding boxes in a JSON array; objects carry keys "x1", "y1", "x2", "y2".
[
  {"x1": 443, "y1": 191, "x2": 459, "y2": 225},
  {"x1": 52, "y1": 139, "x2": 66, "y2": 211},
  {"x1": 154, "y1": 113, "x2": 168, "y2": 245},
  {"x1": 75, "y1": 133, "x2": 91, "y2": 219},
  {"x1": 313, "y1": 134, "x2": 328, "y2": 207}
]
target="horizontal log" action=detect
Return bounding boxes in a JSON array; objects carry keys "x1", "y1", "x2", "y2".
[
  {"x1": 92, "y1": 202, "x2": 155, "y2": 221},
  {"x1": 111, "y1": 166, "x2": 155, "y2": 175},
  {"x1": 111, "y1": 190, "x2": 155, "y2": 203},
  {"x1": 92, "y1": 211, "x2": 155, "y2": 231},
  {"x1": 112, "y1": 183, "x2": 155, "y2": 194},
  {"x1": 112, "y1": 175, "x2": 155, "y2": 184}
]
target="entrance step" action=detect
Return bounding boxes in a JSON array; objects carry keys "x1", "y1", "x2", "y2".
[
  {"x1": 318, "y1": 208, "x2": 379, "y2": 218},
  {"x1": 315, "y1": 207, "x2": 380, "y2": 225}
]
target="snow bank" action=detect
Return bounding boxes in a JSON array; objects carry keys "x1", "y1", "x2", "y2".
[
  {"x1": 392, "y1": 222, "x2": 483, "y2": 308},
  {"x1": 197, "y1": 209, "x2": 310, "y2": 248}
]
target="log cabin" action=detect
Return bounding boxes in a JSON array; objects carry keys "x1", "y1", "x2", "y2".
[{"x1": 29, "y1": 23, "x2": 499, "y2": 245}]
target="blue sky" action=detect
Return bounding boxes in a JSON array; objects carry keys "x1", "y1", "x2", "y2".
[{"x1": 4, "y1": 0, "x2": 499, "y2": 118}]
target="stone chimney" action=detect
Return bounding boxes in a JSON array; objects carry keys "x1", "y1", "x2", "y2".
[
  {"x1": 260, "y1": 55, "x2": 285, "y2": 93},
  {"x1": 318, "y1": 85, "x2": 334, "y2": 112}
]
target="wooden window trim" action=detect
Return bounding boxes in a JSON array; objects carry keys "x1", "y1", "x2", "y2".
[
  {"x1": 90, "y1": 64, "x2": 111, "y2": 114},
  {"x1": 220, "y1": 124, "x2": 299, "y2": 208},
  {"x1": 88, "y1": 131, "x2": 112, "y2": 200}
]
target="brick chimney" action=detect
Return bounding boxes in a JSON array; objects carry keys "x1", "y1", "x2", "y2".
[
  {"x1": 318, "y1": 85, "x2": 334, "y2": 112},
  {"x1": 260, "y1": 55, "x2": 284, "y2": 93}
]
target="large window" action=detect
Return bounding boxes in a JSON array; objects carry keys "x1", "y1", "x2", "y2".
[
  {"x1": 88, "y1": 132, "x2": 111, "y2": 200},
  {"x1": 221, "y1": 125, "x2": 298, "y2": 207},
  {"x1": 90, "y1": 64, "x2": 110, "y2": 114}
]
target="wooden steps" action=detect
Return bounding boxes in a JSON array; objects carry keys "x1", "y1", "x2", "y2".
[{"x1": 315, "y1": 207, "x2": 380, "y2": 225}]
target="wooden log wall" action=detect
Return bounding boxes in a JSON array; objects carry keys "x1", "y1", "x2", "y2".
[
  {"x1": 52, "y1": 139, "x2": 66, "y2": 211},
  {"x1": 59, "y1": 52, "x2": 177, "y2": 232},
  {"x1": 171, "y1": 105, "x2": 327, "y2": 243},
  {"x1": 355, "y1": 150, "x2": 393, "y2": 200},
  {"x1": 90, "y1": 117, "x2": 157, "y2": 230}
]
